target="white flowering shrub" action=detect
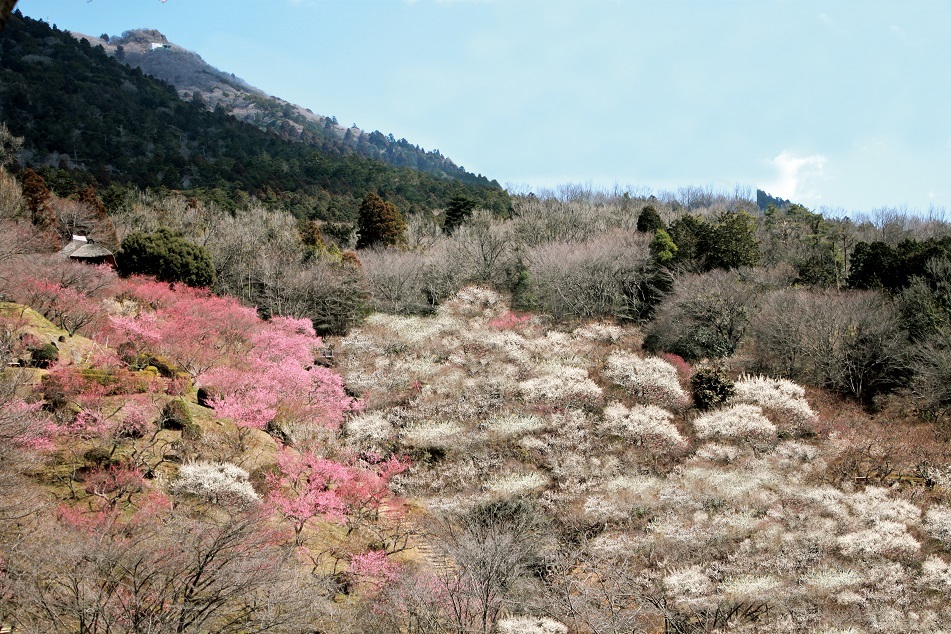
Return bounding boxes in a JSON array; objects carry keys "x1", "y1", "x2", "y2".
[
  {"x1": 773, "y1": 440, "x2": 819, "y2": 463},
  {"x1": 921, "y1": 556, "x2": 951, "y2": 589},
  {"x1": 801, "y1": 568, "x2": 864, "y2": 595},
  {"x1": 604, "y1": 351, "x2": 688, "y2": 408},
  {"x1": 518, "y1": 364, "x2": 602, "y2": 407},
  {"x1": 663, "y1": 566, "x2": 715, "y2": 610},
  {"x1": 572, "y1": 321, "x2": 623, "y2": 343},
  {"x1": 693, "y1": 404, "x2": 776, "y2": 444},
  {"x1": 719, "y1": 574, "x2": 782, "y2": 600},
  {"x1": 837, "y1": 520, "x2": 920, "y2": 559},
  {"x1": 847, "y1": 487, "x2": 921, "y2": 526},
  {"x1": 437, "y1": 285, "x2": 505, "y2": 319},
  {"x1": 484, "y1": 413, "x2": 546, "y2": 437},
  {"x1": 732, "y1": 375, "x2": 817, "y2": 434},
  {"x1": 401, "y1": 420, "x2": 466, "y2": 450},
  {"x1": 170, "y1": 461, "x2": 259, "y2": 504},
  {"x1": 485, "y1": 471, "x2": 549, "y2": 497},
  {"x1": 695, "y1": 442, "x2": 743, "y2": 464},
  {"x1": 496, "y1": 615, "x2": 568, "y2": 634},
  {"x1": 344, "y1": 411, "x2": 396, "y2": 447},
  {"x1": 602, "y1": 402, "x2": 686, "y2": 451},
  {"x1": 924, "y1": 505, "x2": 951, "y2": 542}
]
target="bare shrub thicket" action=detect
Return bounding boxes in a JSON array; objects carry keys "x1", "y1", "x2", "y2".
[
  {"x1": 360, "y1": 247, "x2": 433, "y2": 314},
  {"x1": 6, "y1": 507, "x2": 334, "y2": 633},
  {"x1": 646, "y1": 269, "x2": 763, "y2": 360},
  {"x1": 746, "y1": 289, "x2": 907, "y2": 401},
  {"x1": 526, "y1": 231, "x2": 655, "y2": 320}
]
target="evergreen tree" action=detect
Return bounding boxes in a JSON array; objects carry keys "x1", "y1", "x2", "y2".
[
  {"x1": 118, "y1": 228, "x2": 216, "y2": 287},
  {"x1": 703, "y1": 210, "x2": 760, "y2": 270},
  {"x1": 443, "y1": 194, "x2": 477, "y2": 235},
  {"x1": 636, "y1": 205, "x2": 664, "y2": 233},
  {"x1": 650, "y1": 228, "x2": 678, "y2": 265},
  {"x1": 356, "y1": 193, "x2": 406, "y2": 249},
  {"x1": 20, "y1": 167, "x2": 54, "y2": 230}
]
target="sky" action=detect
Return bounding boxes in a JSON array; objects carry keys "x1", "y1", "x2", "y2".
[{"x1": 14, "y1": 0, "x2": 951, "y2": 214}]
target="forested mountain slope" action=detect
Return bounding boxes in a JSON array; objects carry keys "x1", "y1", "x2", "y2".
[
  {"x1": 76, "y1": 28, "x2": 492, "y2": 186},
  {"x1": 0, "y1": 12, "x2": 510, "y2": 220}
]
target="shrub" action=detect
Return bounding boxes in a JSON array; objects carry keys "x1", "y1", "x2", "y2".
[
  {"x1": 604, "y1": 351, "x2": 688, "y2": 408},
  {"x1": 602, "y1": 402, "x2": 686, "y2": 451},
  {"x1": 27, "y1": 342, "x2": 59, "y2": 368},
  {"x1": 731, "y1": 375, "x2": 816, "y2": 434},
  {"x1": 646, "y1": 269, "x2": 759, "y2": 360},
  {"x1": 693, "y1": 403, "x2": 775, "y2": 443},
  {"x1": 636, "y1": 205, "x2": 664, "y2": 233},
  {"x1": 118, "y1": 228, "x2": 216, "y2": 287},
  {"x1": 745, "y1": 289, "x2": 906, "y2": 402},
  {"x1": 496, "y1": 616, "x2": 568, "y2": 634},
  {"x1": 690, "y1": 367, "x2": 735, "y2": 411},
  {"x1": 169, "y1": 461, "x2": 259, "y2": 504}
]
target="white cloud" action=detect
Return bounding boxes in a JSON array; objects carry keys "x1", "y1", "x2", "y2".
[{"x1": 762, "y1": 150, "x2": 827, "y2": 203}]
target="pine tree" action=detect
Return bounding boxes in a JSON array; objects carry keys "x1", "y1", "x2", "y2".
[
  {"x1": 20, "y1": 168, "x2": 54, "y2": 230},
  {"x1": 443, "y1": 194, "x2": 476, "y2": 235},
  {"x1": 355, "y1": 193, "x2": 406, "y2": 249}
]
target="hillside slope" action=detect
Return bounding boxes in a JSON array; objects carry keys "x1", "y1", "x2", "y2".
[
  {"x1": 77, "y1": 28, "x2": 489, "y2": 186},
  {"x1": 0, "y1": 12, "x2": 509, "y2": 220}
]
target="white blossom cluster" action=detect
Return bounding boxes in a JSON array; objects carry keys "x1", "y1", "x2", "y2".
[
  {"x1": 518, "y1": 364, "x2": 602, "y2": 407},
  {"x1": 437, "y1": 285, "x2": 505, "y2": 319},
  {"x1": 732, "y1": 374, "x2": 817, "y2": 432},
  {"x1": 693, "y1": 403, "x2": 776, "y2": 443},
  {"x1": 603, "y1": 351, "x2": 688, "y2": 408},
  {"x1": 926, "y1": 505, "x2": 951, "y2": 541},
  {"x1": 837, "y1": 521, "x2": 920, "y2": 559},
  {"x1": 663, "y1": 565, "x2": 715, "y2": 609},
  {"x1": 485, "y1": 471, "x2": 549, "y2": 497},
  {"x1": 170, "y1": 461, "x2": 259, "y2": 504},
  {"x1": 602, "y1": 401, "x2": 686, "y2": 450},
  {"x1": 401, "y1": 420, "x2": 466, "y2": 450},
  {"x1": 719, "y1": 574, "x2": 782, "y2": 600},
  {"x1": 484, "y1": 413, "x2": 546, "y2": 437},
  {"x1": 496, "y1": 615, "x2": 568, "y2": 634},
  {"x1": 344, "y1": 411, "x2": 396, "y2": 447},
  {"x1": 572, "y1": 321, "x2": 623, "y2": 343}
]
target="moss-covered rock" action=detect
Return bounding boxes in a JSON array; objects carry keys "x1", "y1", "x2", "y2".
[{"x1": 160, "y1": 399, "x2": 201, "y2": 440}]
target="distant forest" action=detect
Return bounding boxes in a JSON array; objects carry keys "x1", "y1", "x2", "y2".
[{"x1": 0, "y1": 11, "x2": 511, "y2": 221}]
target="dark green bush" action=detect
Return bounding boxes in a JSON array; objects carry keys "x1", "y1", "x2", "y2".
[
  {"x1": 118, "y1": 228, "x2": 216, "y2": 288},
  {"x1": 690, "y1": 367, "x2": 735, "y2": 411},
  {"x1": 28, "y1": 342, "x2": 59, "y2": 368}
]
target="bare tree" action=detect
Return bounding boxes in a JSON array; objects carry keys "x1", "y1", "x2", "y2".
[{"x1": 746, "y1": 288, "x2": 907, "y2": 402}]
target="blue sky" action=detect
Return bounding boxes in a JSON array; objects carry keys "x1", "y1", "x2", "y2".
[{"x1": 15, "y1": 0, "x2": 951, "y2": 214}]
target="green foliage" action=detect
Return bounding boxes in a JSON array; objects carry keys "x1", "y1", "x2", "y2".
[
  {"x1": 636, "y1": 205, "x2": 664, "y2": 233},
  {"x1": 508, "y1": 259, "x2": 537, "y2": 313},
  {"x1": 0, "y1": 14, "x2": 511, "y2": 221},
  {"x1": 443, "y1": 194, "x2": 477, "y2": 235},
  {"x1": 650, "y1": 228, "x2": 678, "y2": 265},
  {"x1": 161, "y1": 398, "x2": 200, "y2": 440},
  {"x1": 356, "y1": 193, "x2": 406, "y2": 249},
  {"x1": 848, "y1": 237, "x2": 951, "y2": 292},
  {"x1": 690, "y1": 366, "x2": 735, "y2": 411},
  {"x1": 118, "y1": 228, "x2": 216, "y2": 287},
  {"x1": 667, "y1": 214, "x2": 709, "y2": 268},
  {"x1": 27, "y1": 342, "x2": 59, "y2": 368},
  {"x1": 703, "y1": 210, "x2": 760, "y2": 270}
]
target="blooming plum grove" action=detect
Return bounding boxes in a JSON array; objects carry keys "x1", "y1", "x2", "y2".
[{"x1": 335, "y1": 286, "x2": 951, "y2": 633}]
